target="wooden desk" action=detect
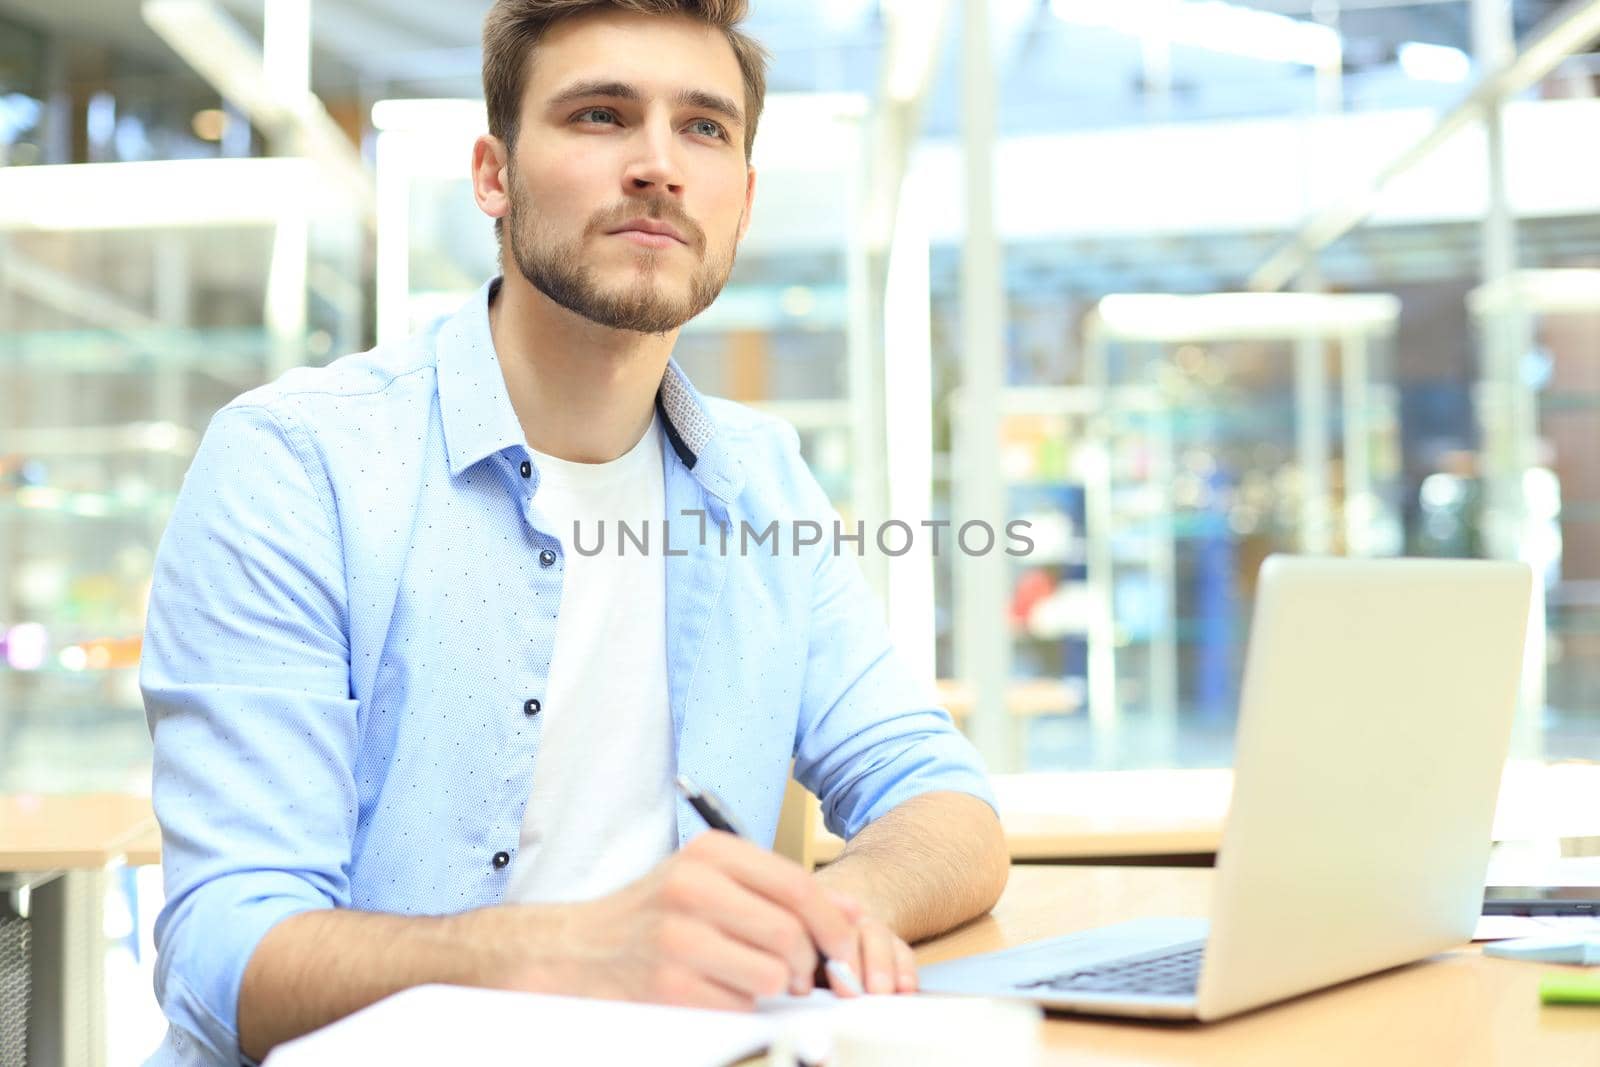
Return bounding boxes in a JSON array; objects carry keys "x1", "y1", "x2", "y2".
[
  {"x1": 0, "y1": 793, "x2": 156, "y2": 870},
  {"x1": 914, "y1": 866, "x2": 1600, "y2": 1065},
  {"x1": 0, "y1": 793, "x2": 157, "y2": 1067},
  {"x1": 267, "y1": 863, "x2": 1595, "y2": 1064},
  {"x1": 808, "y1": 770, "x2": 1230, "y2": 866},
  {"x1": 124, "y1": 822, "x2": 163, "y2": 869},
  {"x1": 816, "y1": 761, "x2": 1600, "y2": 864}
]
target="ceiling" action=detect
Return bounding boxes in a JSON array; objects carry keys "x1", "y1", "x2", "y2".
[
  {"x1": 0, "y1": 0, "x2": 1583, "y2": 132},
  {"x1": 1, "y1": 0, "x2": 1591, "y2": 295}
]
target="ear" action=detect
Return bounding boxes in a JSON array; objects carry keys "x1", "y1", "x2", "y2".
[
  {"x1": 472, "y1": 134, "x2": 512, "y2": 224},
  {"x1": 736, "y1": 164, "x2": 757, "y2": 242}
]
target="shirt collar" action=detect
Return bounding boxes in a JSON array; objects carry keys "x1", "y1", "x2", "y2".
[{"x1": 435, "y1": 277, "x2": 745, "y2": 503}]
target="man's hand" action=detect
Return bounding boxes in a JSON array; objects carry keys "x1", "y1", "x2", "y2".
[
  {"x1": 819, "y1": 891, "x2": 919, "y2": 996},
  {"x1": 240, "y1": 833, "x2": 875, "y2": 1058},
  {"x1": 483, "y1": 831, "x2": 864, "y2": 1010}
]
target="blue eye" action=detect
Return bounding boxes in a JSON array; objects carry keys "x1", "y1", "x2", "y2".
[
  {"x1": 576, "y1": 108, "x2": 616, "y2": 125},
  {"x1": 690, "y1": 119, "x2": 727, "y2": 140}
]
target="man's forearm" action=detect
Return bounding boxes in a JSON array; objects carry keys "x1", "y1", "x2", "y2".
[
  {"x1": 237, "y1": 903, "x2": 566, "y2": 1061},
  {"x1": 813, "y1": 791, "x2": 1008, "y2": 944},
  {"x1": 237, "y1": 828, "x2": 872, "y2": 1060}
]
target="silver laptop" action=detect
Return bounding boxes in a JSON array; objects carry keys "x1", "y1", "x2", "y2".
[{"x1": 920, "y1": 555, "x2": 1533, "y2": 1021}]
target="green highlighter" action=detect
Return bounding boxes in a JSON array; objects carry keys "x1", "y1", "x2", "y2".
[{"x1": 1539, "y1": 974, "x2": 1600, "y2": 1006}]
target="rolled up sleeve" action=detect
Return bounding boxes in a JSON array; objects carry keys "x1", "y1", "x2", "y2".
[
  {"x1": 142, "y1": 403, "x2": 358, "y2": 1064},
  {"x1": 782, "y1": 431, "x2": 997, "y2": 840}
]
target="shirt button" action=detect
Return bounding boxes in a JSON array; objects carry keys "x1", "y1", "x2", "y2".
[
  {"x1": 493, "y1": 851, "x2": 511, "y2": 870},
  {"x1": 539, "y1": 549, "x2": 557, "y2": 568},
  {"x1": 519, "y1": 460, "x2": 531, "y2": 479},
  {"x1": 523, "y1": 698, "x2": 542, "y2": 717}
]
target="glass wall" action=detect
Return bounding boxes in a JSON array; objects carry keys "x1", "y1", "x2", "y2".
[
  {"x1": 919, "y1": 2, "x2": 1600, "y2": 772},
  {"x1": 0, "y1": 191, "x2": 364, "y2": 791},
  {"x1": 5, "y1": 0, "x2": 1600, "y2": 793},
  {"x1": 0, "y1": 8, "x2": 365, "y2": 791},
  {"x1": 0, "y1": 4, "x2": 1593, "y2": 783}
]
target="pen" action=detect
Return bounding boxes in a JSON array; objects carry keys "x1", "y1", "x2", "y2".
[{"x1": 674, "y1": 773, "x2": 866, "y2": 997}]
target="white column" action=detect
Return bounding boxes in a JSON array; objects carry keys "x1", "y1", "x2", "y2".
[
  {"x1": 955, "y1": 0, "x2": 1015, "y2": 770},
  {"x1": 1294, "y1": 330, "x2": 1332, "y2": 555},
  {"x1": 1340, "y1": 330, "x2": 1374, "y2": 556},
  {"x1": 848, "y1": 133, "x2": 889, "y2": 604},
  {"x1": 1474, "y1": 0, "x2": 1546, "y2": 737},
  {"x1": 883, "y1": 168, "x2": 937, "y2": 687},
  {"x1": 263, "y1": 0, "x2": 312, "y2": 380},
  {"x1": 1082, "y1": 319, "x2": 1119, "y2": 739}
]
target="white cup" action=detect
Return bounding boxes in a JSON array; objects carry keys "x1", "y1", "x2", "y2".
[{"x1": 769, "y1": 995, "x2": 1042, "y2": 1067}]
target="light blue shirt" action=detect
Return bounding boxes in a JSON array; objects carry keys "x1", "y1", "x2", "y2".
[{"x1": 141, "y1": 279, "x2": 995, "y2": 1065}]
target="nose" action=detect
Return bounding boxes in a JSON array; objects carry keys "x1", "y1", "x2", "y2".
[{"x1": 621, "y1": 115, "x2": 685, "y2": 199}]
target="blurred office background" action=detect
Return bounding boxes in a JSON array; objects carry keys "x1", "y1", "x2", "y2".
[{"x1": 0, "y1": 0, "x2": 1597, "y2": 1056}]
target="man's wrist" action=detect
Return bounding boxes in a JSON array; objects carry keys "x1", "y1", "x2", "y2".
[{"x1": 441, "y1": 902, "x2": 575, "y2": 991}]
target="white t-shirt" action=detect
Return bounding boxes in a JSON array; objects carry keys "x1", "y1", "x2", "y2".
[{"x1": 502, "y1": 415, "x2": 677, "y2": 903}]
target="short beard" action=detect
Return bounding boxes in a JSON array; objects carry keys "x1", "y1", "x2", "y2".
[{"x1": 506, "y1": 178, "x2": 738, "y2": 335}]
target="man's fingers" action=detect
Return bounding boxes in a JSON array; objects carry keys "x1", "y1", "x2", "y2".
[
  {"x1": 894, "y1": 936, "x2": 919, "y2": 992},
  {"x1": 684, "y1": 832, "x2": 858, "y2": 964},
  {"x1": 669, "y1": 865, "x2": 818, "y2": 994},
  {"x1": 859, "y1": 921, "x2": 900, "y2": 994},
  {"x1": 653, "y1": 961, "x2": 757, "y2": 1013},
  {"x1": 666, "y1": 918, "x2": 798, "y2": 1002},
  {"x1": 828, "y1": 918, "x2": 916, "y2": 995}
]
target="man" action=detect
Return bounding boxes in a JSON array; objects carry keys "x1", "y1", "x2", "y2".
[{"x1": 141, "y1": 1, "x2": 1007, "y2": 1063}]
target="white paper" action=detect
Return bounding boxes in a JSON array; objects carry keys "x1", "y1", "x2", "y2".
[
  {"x1": 1472, "y1": 914, "x2": 1600, "y2": 942},
  {"x1": 263, "y1": 984, "x2": 779, "y2": 1067},
  {"x1": 758, "y1": 990, "x2": 848, "y2": 1065},
  {"x1": 758, "y1": 992, "x2": 1045, "y2": 1067}
]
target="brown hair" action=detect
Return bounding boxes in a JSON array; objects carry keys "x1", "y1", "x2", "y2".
[{"x1": 482, "y1": 0, "x2": 770, "y2": 161}]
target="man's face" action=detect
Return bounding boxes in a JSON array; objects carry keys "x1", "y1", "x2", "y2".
[{"x1": 500, "y1": 11, "x2": 755, "y2": 335}]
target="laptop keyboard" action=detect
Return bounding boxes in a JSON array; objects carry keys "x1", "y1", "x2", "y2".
[{"x1": 1020, "y1": 944, "x2": 1205, "y2": 997}]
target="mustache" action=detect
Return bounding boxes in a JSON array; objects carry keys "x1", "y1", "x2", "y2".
[{"x1": 586, "y1": 198, "x2": 706, "y2": 252}]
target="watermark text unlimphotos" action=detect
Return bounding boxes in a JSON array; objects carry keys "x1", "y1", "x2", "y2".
[{"x1": 569, "y1": 510, "x2": 1035, "y2": 558}]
